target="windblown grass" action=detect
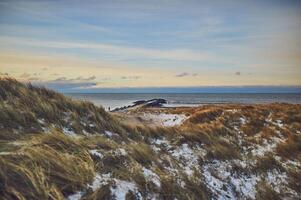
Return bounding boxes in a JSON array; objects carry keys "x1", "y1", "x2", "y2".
[{"x1": 0, "y1": 132, "x2": 95, "y2": 199}]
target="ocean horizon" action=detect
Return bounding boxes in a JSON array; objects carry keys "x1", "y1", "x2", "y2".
[{"x1": 65, "y1": 93, "x2": 301, "y2": 111}]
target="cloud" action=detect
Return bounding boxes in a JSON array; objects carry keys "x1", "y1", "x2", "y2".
[
  {"x1": 74, "y1": 76, "x2": 96, "y2": 81},
  {"x1": 54, "y1": 77, "x2": 67, "y2": 81},
  {"x1": 121, "y1": 76, "x2": 141, "y2": 80},
  {"x1": 29, "y1": 77, "x2": 97, "y2": 91},
  {"x1": 42, "y1": 81, "x2": 97, "y2": 90},
  {"x1": 27, "y1": 77, "x2": 40, "y2": 81},
  {"x1": 175, "y1": 72, "x2": 198, "y2": 77},
  {"x1": 0, "y1": 36, "x2": 213, "y2": 62},
  {"x1": 0, "y1": 72, "x2": 9, "y2": 76},
  {"x1": 19, "y1": 73, "x2": 31, "y2": 78},
  {"x1": 52, "y1": 76, "x2": 97, "y2": 82}
]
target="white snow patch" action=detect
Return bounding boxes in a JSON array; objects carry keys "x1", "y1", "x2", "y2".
[
  {"x1": 151, "y1": 145, "x2": 161, "y2": 153},
  {"x1": 251, "y1": 137, "x2": 284, "y2": 157},
  {"x1": 240, "y1": 117, "x2": 247, "y2": 125},
  {"x1": 89, "y1": 173, "x2": 111, "y2": 191},
  {"x1": 111, "y1": 179, "x2": 142, "y2": 200},
  {"x1": 66, "y1": 191, "x2": 84, "y2": 200},
  {"x1": 90, "y1": 174, "x2": 143, "y2": 200},
  {"x1": 266, "y1": 114, "x2": 284, "y2": 128},
  {"x1": 151, "y1": 137, "x2": 172, "y2": 150},
  {"x1": 275, "y1": 120, "x2": 284, "y2": 128},
  {"x1": 274, "y1": 156, "x2": 301, "y2": 169},
  {"x1": 202, "y1": 159, "x2": 299, "y2": 200},
  {"x1": 114, "y1": 148, "x2": 127, "y2": 156},
  {"x1": 89, "y1": 150, "x2": 103, "y2": 159},
  {"x1": 89, "y1": 123, "x2": 96, "y2": 128},
  {"x1": 142, "y1": 167, "x2": 161, "y2": 188},
  {"x1": 37, "y1": 118, "x2": 45, "y2": 124},
  {"x1": 67, "y1": 173, "x2": 142, "y2": 200},
  {"x1": 62, "y1": 127, "x2": 78, "y2": 137},
  {"x1": 265, "y1": 170, "x2": 288, "y2": 193},
  {"x1": 169, "y1": 143, "x2": 200, "y2": 176},
  {"x1": 104, "y1": 130, "x2": 114, "y2": 137},
  {"x1": 202, "y1": 160, "x2": 259, "y2": 199},
  {"x1": 10, "y1": 141, "x2": 26, "y2": 146},
  {"x1": 142, "y1": 113, "x2": 188, "y2": 127},
  {"x1": 82, "y1": 130, "x2": 91, "y2": 136},
  {"x1": 0, "y1": 152, "x2": 12, "y2": 155}
]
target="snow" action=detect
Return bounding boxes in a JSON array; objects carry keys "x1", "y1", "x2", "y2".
[
  {"x1": 66, "y1": 173, "x2": 142, "y2": 200},
  {"x1": 37, "y1": 118, "x2": 45, "y2": 124},
  {"x1": 0, "y1": 152, "x2": 12, "y2": 155},
  {"x1": 169, "y1": 143, "x2": 201, "y2": 176},
  {"x1": 111, "y1": 179, "x2": 142, "y2": 200},
  {"x1": 66, "y1": 191, "x2": 84, "y2": 200},
  {"x1": 265, "y1": 170, "x2": 288, "y2": 193},
  {"x1": 202, "y1": 157, "x2": 300, "y2": 200},
  {"x1": 62, "y1": 127, "x2": 78, "y2": 137},
  {"x1": 239, "y1": 117, "x2": 246, "y2": 125},
  {"x1": 82, "y1": 130, "x2": 91, "y2": 136},
  {"x1": 151, "y1": 145, "x2": 161, "y2": 153},
  {"x1": 274, "y1": 156, "x2": 301, "y2": 169},
  {"x1": 202, "y1": 160, "x2": 259, "y2": 199},
  {"x1": 142, "y1": 167, "x2": 161, "y2": 188},
  {"x1": 114, "y1": 148, "x2": 127, "y2": 156},
  {"x1": 90, "y1": 173, "x2": 142, "y2": 200},
  {"x1": 266, "y1": 114, "x2": 284, "y2": 128},
  {"x1": 275, "y1": 120, "x2": 284, "y2": 128},
  {"x1": 89, "y1": 150, "x2": 103, "y2": 159},
  {"x1": 152, "y1": 138, "x2": 172, "y2": 149},
  {"x1": 151, "y1": 139, "x2": 207, "y2": 177},
  {"x1": 104, "y1": 130, "x2": 114, "y2": 137},
  {"x1": 251, "y1": 137, "x2": 284, "y2": 157},
  {"x1": 89, "y1": 123, "x2": 96, "y2": 128},
  {"x1": 10, "y1": 141, "x2": 26, "y2": 146},
  {"x1": 150, "y1": 137, "x2": 172, "y2": 153},
  {"x1": 142, "y1": 113, "x2": 188, "y2": 127},
  {"x1": 89, "y1": 173, "x2": 111, "y2": 191}
]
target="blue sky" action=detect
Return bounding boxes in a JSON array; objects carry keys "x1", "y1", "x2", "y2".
[{"x1": 0, "y1": 0, "x2": 301, "y2": 92}]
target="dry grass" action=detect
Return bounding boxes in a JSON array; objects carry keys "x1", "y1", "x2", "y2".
[
  {"x1": 0, "y1": 77, "x2": 123, "y2": 135},
  {"x1": 128, "y1": 143, "x2": 156, "y2": 167},
  {"x1": 0, "y1": 132, "x2": 95, "y2": 199},
  {"x1": 255, "y1": 181, "x2": 281, "y2": 200},
  {"x1": 206, "y1": 138, "x2": 240, "y2": 160},
  {"x1": 276, "y1": 134, "x2": 301, "y2": 159},
  {"x1": 253, "y1": 153, "x2": 284, "y2": 173},
  {"x1": 1, "y1": 78, "x2": 301, "y2": 199}
]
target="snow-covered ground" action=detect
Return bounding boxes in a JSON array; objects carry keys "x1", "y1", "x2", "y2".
[
  {"x1": 89, "y1": 149, "x2": 103, "y2": 159},
  {"x1": 67, "y1": 173, "x2": 142, "y2": 200},
  {"x1": 141, "y1": 113, "x2": 188, "y2": 127},
  {"x1": 142, "y1": 167, "x2": 161, "y2": 188}
]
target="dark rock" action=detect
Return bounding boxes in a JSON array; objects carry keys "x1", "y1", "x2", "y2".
[{"x1": 112, "y1": 98, "x2": 167, "y2": 112}]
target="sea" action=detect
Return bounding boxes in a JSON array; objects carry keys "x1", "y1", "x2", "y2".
[{"x1": 65, "y1": 93, "x2": 301, "y2": 111}]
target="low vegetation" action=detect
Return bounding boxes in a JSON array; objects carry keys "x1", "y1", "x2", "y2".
[{"x1": 0, "y1": 77, "x2": 301, "y2": 199}]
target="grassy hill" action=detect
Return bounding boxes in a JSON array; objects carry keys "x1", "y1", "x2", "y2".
[{"x1": 0, "y1": 78, "x2": 300, "y2": 200}]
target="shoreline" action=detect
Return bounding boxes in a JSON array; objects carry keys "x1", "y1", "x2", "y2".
[
  {"x1": 65, "y1": 93, "x2": 301, "y2": 111},
  {"x1": 110, "y1": 98, "x2": 300, "y2": 113}
]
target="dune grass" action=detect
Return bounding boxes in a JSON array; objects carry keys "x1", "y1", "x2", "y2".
[
  {"x1": 1, "y1": 77, "x2": 301, "y2": 199},
  {"x1": 0, "y1": 132, "x2": 95, "y2": 199}
]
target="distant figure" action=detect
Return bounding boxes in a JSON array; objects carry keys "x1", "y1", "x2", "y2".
[{"x1": 108, "y1": 107, "x2": 110, "y2": 111}]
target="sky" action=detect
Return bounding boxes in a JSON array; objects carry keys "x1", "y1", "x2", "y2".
[{"x1": 0, "y1": 0, "x2": 301, "y2": 92}]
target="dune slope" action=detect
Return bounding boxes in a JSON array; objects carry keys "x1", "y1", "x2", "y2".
[{"x1": 0, "y1": 78, "x2": 301, "y2": 200}]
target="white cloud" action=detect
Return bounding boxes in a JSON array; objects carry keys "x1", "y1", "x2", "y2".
[{"x1": 0, "y1": 36, "x2": 213, "y2": 62}]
